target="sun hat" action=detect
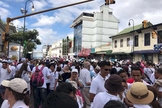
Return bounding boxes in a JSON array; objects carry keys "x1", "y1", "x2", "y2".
[
  {"x1": 71, "y1": 69, "x2": 78, "y2": 73},
  {"x1": 68, "y1": 81, "x2": 78, "y2": 89},
  {"x1": 126, "y1": 82, "x2": 154, "y2": 104},
  {"x1": 104, "y1": 74, "x2": 124, "y2": 93},
  {"x1": 1, "y1": 78, "x2": 28, "y2": 94}
]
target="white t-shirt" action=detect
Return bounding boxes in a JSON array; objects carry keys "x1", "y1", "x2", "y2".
[
  {"x1": 79, "y1": 68, "x2": 91, "y2": 87},
  {"x1": 1, "y1": 100, "x2": 9, "y2": 108},
  {"x1": 158, "y1": 87, "x2": 162, "y2": 106},
  {"x1": 12, "y1": 100, "x2": 29, "y2": 108},
  {"x1": 90, "y1": 74, "x2": 107, "y2": 95},
  {"x1": 17, "y1": 63, "x2": 31, "y2": 72},
  {"x1": 144, "y1": 67, "x2": 155, "y2": 78},
  {"x1": 50, "y1": 71, "x2": 58, "y2": 90},
  {"x1": 92, "y1": 92, "x2": 120, "y2": 108},
  {"x1": 32, "y1": 65, "x2": 50, "y2": 88},
  {"x1": 21, "y1": 71, "x2": 30, "y2": 91},
  {"x1": 133, "y1": 104, "x2": 151, "y2": 108},
  {"x1": 0, "y1": 67, "x2": 12, "y2": 84}
]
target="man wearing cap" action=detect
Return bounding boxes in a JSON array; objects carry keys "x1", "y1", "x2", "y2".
[
  {"x1": 92, "y1": 74, "x2": 124, "y2": 108},
  {"x1": 89, "y1": 61, "x2": 112, "y2": 103},
  {"x1": 0, "y1": 60, "x2": 12, "y2": 85}
]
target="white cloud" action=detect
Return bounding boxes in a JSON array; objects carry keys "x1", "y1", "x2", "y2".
[
  {"x1": 15, "y1": 0, "x2": 24, "y2": 2},
  {"x1": 35, "y1": 28, "x2": 58, "y2": 45},
  {"x1": 31, "y1": 14, "x2": 61, "y2": 27},
  {"x1": 33, "y1": 0, "x2": 48, "y2": 11},
  {"x1": 0, "y1": 1, "x2": 9, "y2": 8},
  {"x1": 0, "y1": 7, "x2": 10, "y2": 19},
  {"x1": 13, "y1": 20, "x2": 24, "y2": 28}
]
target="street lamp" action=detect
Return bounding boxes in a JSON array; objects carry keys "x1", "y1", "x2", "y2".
[
  {"x1": 128, "y1": 19, "x2": 134, "y2": 61},
  {"x1": 20, "y1": 0, "x2": 34, "y2": 57}
]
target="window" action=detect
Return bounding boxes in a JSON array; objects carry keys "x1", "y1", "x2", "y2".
[
  {"x1": 127, "y1": 38, "x2": 130, "y2": 47},
  {"x1": 59, "y1": 50, "x2": 61, "y2": 53},
  {"x1": 120, "y1": 39, "x2": 123, "y2": 47},
  {"x1": 134, "y1": 35, "x2": 138, "y2": 47},
  {"x1": 158, "y1": 30, "x2": 162, "y2": 43},
  {"x1": 114, "y1": 40, "x2": 117, "y2": 48},
  {"x1": 144, "y1": 33, "x2": 150, "y2": 46}
]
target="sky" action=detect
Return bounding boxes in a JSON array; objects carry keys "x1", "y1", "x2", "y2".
[{"x1": 0, "y1": 0, "x2": 162, "y2": 51}]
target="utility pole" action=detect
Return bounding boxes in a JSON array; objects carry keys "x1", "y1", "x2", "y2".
[{"x1": 3, "y1": 0, "x2": 94, "y2": 56}]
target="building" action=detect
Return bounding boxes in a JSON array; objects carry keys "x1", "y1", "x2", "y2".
[
  {"x1": 0, "y1": 19, "x2": 17, "y2": 56},
  {"x1": 62, "y1": 36, "x2": 73, "y2": 57},
  {"x1": 110, "y1": 24, "x2": 143, "y2": 61},
  {"x1": 110, "y1": 21, "x2": 162, "y2": 63},
  {"x1": 50, "y1": 40, "x2": 62, "y2": 57},
  {"x1": 71, "y1": 4, "x2": 119, "y2": 57}
]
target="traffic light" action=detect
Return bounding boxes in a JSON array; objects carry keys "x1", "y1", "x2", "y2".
[
  {"x1": 152, "y1": 31, "x2": 157, "y2": 39},
  {"x1": 5, "y1": 33, "x2": 9, "y2": 41},
  {"x1": 142, "y1": 20, "x2": 147, "y2": 28},
  {"x1": 105, "y1": 0, "x2": 115, "y2": 5},
  {"x1": 23, "y1": 40, "x2": 27, "y2": 47}
]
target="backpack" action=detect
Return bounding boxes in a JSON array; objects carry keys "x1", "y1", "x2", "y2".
[{"x1": 31, "y1": 66, "x2": 44, "y2": 87}]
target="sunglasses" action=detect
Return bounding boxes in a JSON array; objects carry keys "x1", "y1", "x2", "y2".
[{"x1": 104, "y1": 69, "x2": 111, "y2": 71}]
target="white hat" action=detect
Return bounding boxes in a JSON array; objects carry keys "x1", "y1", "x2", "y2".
[
  {"x1": 21, "y1": 58, "x2": 26, "y2": 62},
  {"x1": 1, "y1": 78, "x2": 28, "y2": 94},
  {"x1": 2, "y1": 60, "x2": 8, "y2": 63},
  {"x1": 71, "y1": 69, "x2": 78, "y2": 73}
]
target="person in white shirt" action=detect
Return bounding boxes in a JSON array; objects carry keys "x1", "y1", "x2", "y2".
[
  {"x1": 0, "y1": 60, "x2": 12, "y2": 84},
  {"x1": 16, "y1": 58, "x2": 31, "y2": 72},
  {"x1": 79, "y1": 61, "x2": 91, "y2": 108},
  {"x1": 49, "y1": 63, "x2": 58, "y2": 91},
  {"x1": 92, "y1": 74, "x2": 124, "y2": 108},
  {"x1": 126, "y1": 82, "x2": 154, "y2": 108},
  {"x1": 1, "y1": 78, "x2": 29, "y2": 108},
  {"x1": 32, "y1": 60, "x2": 50, "y2": 108},
  {"x1": 89, "y1": 61, "x2": 112, "y2": 102},
  {"x1": 153, "y1": 68, "x2": 162, "y2": 107}
]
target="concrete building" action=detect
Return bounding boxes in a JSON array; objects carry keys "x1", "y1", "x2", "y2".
[
  {"x1": 71, "y1": 4, "x2": 119, "y2": 57},
  {"x1": 50, "y1": 40, "x2": 62, "y2": 57},
  {"x1": 0, "y1": 19, "x2": 16, "y2": 55},
  {"x1": 110, "y1": 21, "x2": 162, "y2": 63}
]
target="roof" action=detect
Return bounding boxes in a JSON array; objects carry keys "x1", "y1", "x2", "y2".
[
  {"x1": 118, "y1": 24, "x2": 142, "y2": 35},
  {"x1": 110, "y1": 22, "x2": 156, "y2": 38}
]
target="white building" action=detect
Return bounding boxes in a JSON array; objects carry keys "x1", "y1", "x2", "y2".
[
  {"x1": 51, "y1": 40, "x2": 62, "y2": 57},
  {"x1": 70, "y1": 4, "x2": 119, "y2": 55}
]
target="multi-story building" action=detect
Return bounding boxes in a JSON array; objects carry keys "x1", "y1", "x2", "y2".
[
  {"x1": 50, "y1": 40, "x2": 62, "y2": 57},
  {"x1": 62, "y1": 36, "x2": 73, "y2": 57},
  {"x1": 0, "y1": 19, "x2": 16, "y2": 55},
  {"x1": 71, "y1": 4, "x2": 119, "y2": 57},
  {"x1": 110, "y1": 21, "x2": 162, "y2": 63}
]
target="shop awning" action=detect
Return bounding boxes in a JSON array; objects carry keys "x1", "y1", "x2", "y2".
[{"x1": 133, "y1": 50, "x2": 159, "y2": 54}]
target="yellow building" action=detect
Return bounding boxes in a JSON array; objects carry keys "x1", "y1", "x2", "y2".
[{"x1": 110, "y1": 22, "x2": 162, "y2": 63}]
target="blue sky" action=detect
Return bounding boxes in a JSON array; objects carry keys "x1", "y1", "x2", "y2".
[{"x1": 1, "y1": 0, "x2": 162, "y2": 50}]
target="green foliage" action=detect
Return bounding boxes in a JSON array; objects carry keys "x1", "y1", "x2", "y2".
[{"x1": 9, "y1": 29, "x2": 41, "y2": 52}]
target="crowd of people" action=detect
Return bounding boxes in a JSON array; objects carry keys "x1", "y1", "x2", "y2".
[{"x1": 0, "y1": 57, "x2": 161, "y2": 108}]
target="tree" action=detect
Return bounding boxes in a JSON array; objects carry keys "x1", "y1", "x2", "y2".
[{"x1": 9, "y1": 29, "x2": 41, "y2": 52}]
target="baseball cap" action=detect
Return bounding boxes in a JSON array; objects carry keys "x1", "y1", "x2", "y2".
[
  {"x1": 1, "y1": 78, "x2": 28, "y2": 94},
  {"x1": 71, "y1": 69, "x2": 78, "y2": 73}
]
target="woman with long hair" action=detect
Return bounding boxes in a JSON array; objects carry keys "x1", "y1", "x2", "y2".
[{"x1": 15, "y1": 63, "x2": 30, "y2": 93}]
